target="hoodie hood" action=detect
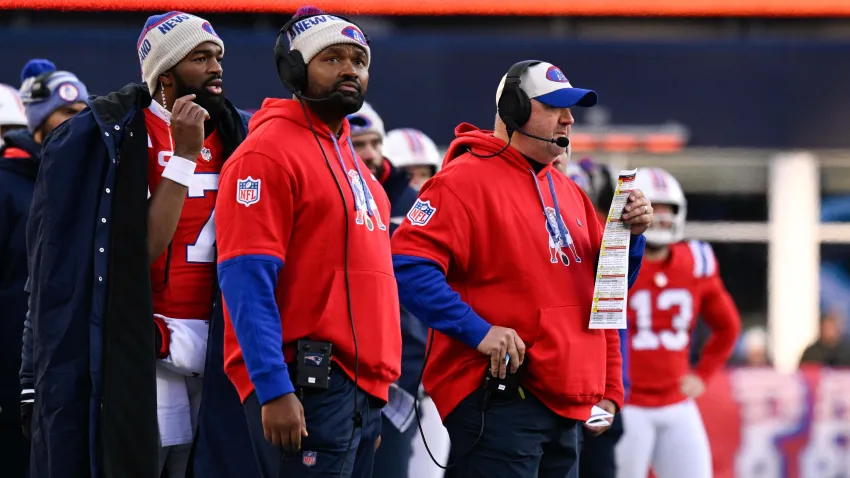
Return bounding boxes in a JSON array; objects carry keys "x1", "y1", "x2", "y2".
[
  {"x1": 249, "y1": 98, "x2": 352, "y2": 144},
  {"x1": 443, "y1": 122, "x2": 553, "y2": 178}
]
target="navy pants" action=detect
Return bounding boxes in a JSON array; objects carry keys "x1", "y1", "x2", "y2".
[
  {"x1": 243, "y1": 370, "x2": 382, "y2": 478},
  {"x1": 575, "y1": 413, "x2": 624, "y2": 478},
  {"x1": 443, "y1": 388, "x2": 581, "y2": 478}
]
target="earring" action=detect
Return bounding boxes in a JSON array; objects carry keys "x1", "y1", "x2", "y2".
[{"x1": 161, "y1": 84, "x2": 167, "y2": 110}]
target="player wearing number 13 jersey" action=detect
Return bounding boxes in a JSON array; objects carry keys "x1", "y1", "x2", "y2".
[{"x1": 615, "y1": 167, "x2": 741, "y2": 478}]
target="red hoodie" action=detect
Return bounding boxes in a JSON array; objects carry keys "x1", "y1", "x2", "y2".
[
  {"x1": 391, "y1": 123, "x2": 624, "y2": 421},
  {"x1": 216, "y1": 98, "x2": 402, "y2": 403}
]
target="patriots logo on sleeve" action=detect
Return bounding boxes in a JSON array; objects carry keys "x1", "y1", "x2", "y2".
[
  {"x1": 407, "y1": 199, "x2": 436, "y2": 227},
  {"x1": 236, "y1": 176, "x2": 261, "y2": 207}
]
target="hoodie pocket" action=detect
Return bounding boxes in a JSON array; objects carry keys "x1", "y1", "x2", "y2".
[
  {"x1": 317, "y1": 269, "x2": 402, "y2": 384},
  {"x1": 529, "y1": 305, "x2": 606, "y2": 400}
]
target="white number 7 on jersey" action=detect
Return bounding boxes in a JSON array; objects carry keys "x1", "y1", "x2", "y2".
[
  {"x1": 186, "y1": 173, "x2": 218, "y2": 264},
  {"x1": 630, "y1": 288, "x2": 694, "y2": 351}
]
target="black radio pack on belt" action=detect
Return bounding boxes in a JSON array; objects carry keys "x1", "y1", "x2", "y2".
[
  {"x1": 294, "y1": 339, "x2": 333, "y2": 390},
  {"x1": 481, "y1": 353, "x2": 530, "y2": 408}
]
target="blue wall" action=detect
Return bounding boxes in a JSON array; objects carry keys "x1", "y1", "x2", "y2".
[{"x1": 3, "y1": 27, "x2": 850, "y2": 148}]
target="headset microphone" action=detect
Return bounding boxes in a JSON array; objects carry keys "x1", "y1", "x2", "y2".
[
  {"x1": 293, "y1": 90, "x2": 343, "y2": 103},
  {"x1": 512, "y1": 128, "x2": 570, "y2": 148}
]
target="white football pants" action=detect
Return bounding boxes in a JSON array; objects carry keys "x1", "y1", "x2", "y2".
[
  {"x1": 408, "y1": 396, "x2": 451, "y2": 478},
  {"x1": 615, "y1": 399, "x2": 712, "y2": 478}
]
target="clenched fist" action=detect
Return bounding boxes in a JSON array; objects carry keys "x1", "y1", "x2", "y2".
[
  {"x1": 171, "y1": 94, "x2": 208, "y2": 161},
  {"x1": 262, "y1": 392, "x2": 308, "y2": 451},
  {"x1": 476, "y1": 326, "x2": 526, "y2": 379}
]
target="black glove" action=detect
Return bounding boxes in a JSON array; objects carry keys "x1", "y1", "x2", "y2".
[{"x1": 21, "y1": 401, "x2": 33, "y2": 441}]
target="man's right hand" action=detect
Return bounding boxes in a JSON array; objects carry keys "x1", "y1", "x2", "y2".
[
  {"x1": 171, "y1": 94, "x2": 208, "y2": 160},
  {"x1": 476, "y1": 326, "x2": 526, "y2": 379},
  {"x1": 261, "y1": 392, "x2": 308, "y2": 451}
]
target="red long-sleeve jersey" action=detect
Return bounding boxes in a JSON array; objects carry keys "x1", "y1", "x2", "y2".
[{"x1": 626, "y1": 240, "x2": 741, "y2": 408}]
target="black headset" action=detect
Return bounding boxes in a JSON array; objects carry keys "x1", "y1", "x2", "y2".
[
  {"x1": 497, "y1": 60, "x2": 543, "y2": 132},
  {"x1": 273, "y1": 12, "x2": 371, "y2": 94}
]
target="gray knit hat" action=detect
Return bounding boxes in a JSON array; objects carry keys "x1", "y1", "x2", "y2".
[{"x1": 137, "y1": 12, "x2": 225, "y2": 93}]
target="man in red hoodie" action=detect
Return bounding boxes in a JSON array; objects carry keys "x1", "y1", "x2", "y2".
[
  {"x1": 391, "y1": 60, "x2": 653, "y2": 478},
  {"x1": 215, "y1": 6, "x2": 401, "y2": 478}
]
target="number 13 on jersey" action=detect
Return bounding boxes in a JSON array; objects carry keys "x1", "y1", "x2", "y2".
[{"x1": 629, "y1": 288, "x2": 694, "y2": 351}]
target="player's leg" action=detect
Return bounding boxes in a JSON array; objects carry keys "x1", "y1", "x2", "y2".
[
  {"x1": 408, "y1": 396, "x2": 450, "y2": 478},
  {"x1": 651, "y1": 400, "x2": 712, "y2": 478},
  {"x1": 160, "y1": 377, "x2": 204, "y2": 478},
  {"x1": 615, "y1": 405, "x2": 657, "y2": 478}
]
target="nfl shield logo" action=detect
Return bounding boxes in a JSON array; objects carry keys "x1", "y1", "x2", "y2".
[
  {"x1": 236, "y1": 176, "x2": 261, "y2": 207},
  {"x1": 302, "y1": 451, "x2": 317, "y2": 467},
  {"x1": 407, "y1": 199, "x2": 436, "y2": 227}
]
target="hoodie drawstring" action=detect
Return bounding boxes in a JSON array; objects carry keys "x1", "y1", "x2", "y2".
[
  {"x1": 530, "y1": 169, "x2": 582, "y2": 264},
  {"x1": 345, "y1": 137, "x2": 376, "y2": 219}
]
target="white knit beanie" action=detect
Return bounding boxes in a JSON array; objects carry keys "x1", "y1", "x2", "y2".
[
  {"x1": 137, "y1": 12, "x2": 225, "y2": 93},
  {"x1": 286, "y1": 8, "x2": 370, "y2": 66}
]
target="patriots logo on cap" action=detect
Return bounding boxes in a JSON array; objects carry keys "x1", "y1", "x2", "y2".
[
  {"x1": 546, "y1": 65, "x2": 569, "y2": 83},
  {"x1": 202, "y1": 21, "x2": 219, "y2": 38},
  {"x1": 57, "y1": 83, "x2": 79, "y2": 102},
  {"x1": 341, "y1": 26, "x2": 367, "y2": 47}
]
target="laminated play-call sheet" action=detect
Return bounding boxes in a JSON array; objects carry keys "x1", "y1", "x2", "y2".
[{"x1": 589, "y1": 169, "x2": 637, "y2": 330}]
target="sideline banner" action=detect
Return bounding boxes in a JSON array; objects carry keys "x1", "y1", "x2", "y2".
[{"x1": 695, "y1": 366, "x2": 850, "y2": 478}]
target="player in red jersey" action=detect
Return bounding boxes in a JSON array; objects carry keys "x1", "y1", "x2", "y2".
[
  {"x1": 615, "y1": 167, "x2": 742, "y2": 478},
  {"x1": 137, "y1": 12, "x2": 255, "y2": 477}
]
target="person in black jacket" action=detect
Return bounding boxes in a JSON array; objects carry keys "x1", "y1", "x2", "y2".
[
  {"x1": 0, "y1": 58, "x2": 87, "y2": 478},
  {"x1": 23, "y1": 12, "x2": 257, "y2": 478}
]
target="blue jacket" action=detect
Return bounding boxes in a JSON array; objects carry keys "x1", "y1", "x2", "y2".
[
  {"x1": 0, "y1": 129, "x2": 40, "y2": 424},
  {"x1": 379, "y1": 159, "x2": 428, "y2": 395},
  {"x1": 25, "y1": 82, "x2": 256, "y2": 478}
]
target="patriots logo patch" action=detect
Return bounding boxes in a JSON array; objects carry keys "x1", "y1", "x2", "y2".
[
  {"x1": 341, "y1": 26, "x2": 368, "y2": 46},
  {"x1": 202, "y1": 21, "x2": 219, "y2": 38},
  {"x1": 407, "y1": 199, "x2": 436, "y2": 227},
  {"x1": 546, "y1": 65, "x2": 569, "y2": 83}
]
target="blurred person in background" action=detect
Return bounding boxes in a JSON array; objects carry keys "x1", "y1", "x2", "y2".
[
  {"x1": 615, "y1": 167, "x2": 742, "y2": 478},
  {"x1": 0, "y1": 83, "x2": 28, "y2": 142},
  {"x1": 729, "y1": 325, "x2": 771, "y2": 367},
  {"x1": 348, "y1": 103, "x2": 429, "y2": 478},
  {"x1": 2, "y1": 59, "x2": 86, "y2": 478},
  {"x1": 215, "y1": 6, "x2": 400, "y2": 477},
  {"x1": 383, "y1": 127, "x2": 442, "y2": 191},
  {"x1": 23, "y1": 13, "x2": 255, "y2": 478},
  {"x1": 392, "y1": 60, "x2": 651, "y2": 478},
  {"x1": 799, "y1": 310, "x2": 850, "y2": 367}
]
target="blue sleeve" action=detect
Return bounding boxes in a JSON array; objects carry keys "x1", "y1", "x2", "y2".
[
  {"x1": 619, "y1": 328, "x2": 630, "y2": 399},
  {"x1": 393, "y1": 254, "x2": 491, "y2": 350},
  {"x1": 627, "y1": 234, "x2": 646, "y2": 289},
  {"x1": 218, "y1": 254, "x2": 294, "y2": 405},
  {"x1": 20, "y1": 278, "x2": 34, "y2": 401}
]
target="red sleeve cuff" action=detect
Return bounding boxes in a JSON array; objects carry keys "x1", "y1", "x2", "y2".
[
  {"x1": 604, "y1": 390, "x2": 624, "y2": 412},
  {"x1": 154, "y1": 316, "x2": 170, "y2": 359}
]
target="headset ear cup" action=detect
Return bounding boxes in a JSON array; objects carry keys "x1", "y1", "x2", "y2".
[
  {"x1": 275, "y1": 46, "x2": 307, "y2": 94},
  {"x1": 513, "y1": 87, "x2": 531, "y2": 128},
  {"x1": 498, "y1": 82, "x2": 532, "y2": 130}
]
